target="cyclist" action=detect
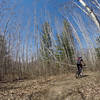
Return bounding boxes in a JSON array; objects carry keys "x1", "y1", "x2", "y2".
[{"x1": 76, "y1": 57, "x2": 85, "y2": 78}]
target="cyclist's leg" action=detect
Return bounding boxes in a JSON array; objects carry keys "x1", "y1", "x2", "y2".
[
  {"x1": 78, "y1": 67, "x2": 81, "y2": 77},
  {"x1": 76, "y1": 64, "x2": 80, "y2": 78},
  {"x1": 80, "y1": 67, "x2": 83, "y2": 76},
  {"x1": 80, "y1": 65, "x2": 83, "y2": 76},
  {"x1": 75, "y1": 70, "x2": 78, "y2": 78}
]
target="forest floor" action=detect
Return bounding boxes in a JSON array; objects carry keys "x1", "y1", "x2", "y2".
[{"x1": 0, "y1": 71, "x2": 100, "y2": 100}]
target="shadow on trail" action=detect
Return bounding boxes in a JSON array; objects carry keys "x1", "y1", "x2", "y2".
[{"x1": 81, "y1": 75, "x2": 89, "y2": 78}]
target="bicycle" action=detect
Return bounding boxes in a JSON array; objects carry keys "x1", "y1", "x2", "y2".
[{"x1": 75, "y1": 64, "x2": 86, "y2": 79}]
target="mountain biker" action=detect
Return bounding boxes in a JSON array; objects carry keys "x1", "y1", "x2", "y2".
[{"x1": 76, "y1": 57, "x2": 85, "y2": 78}]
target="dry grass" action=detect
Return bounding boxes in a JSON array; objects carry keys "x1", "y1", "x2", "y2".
[{"x1": 0, "y1": 71, "x2": 100, "y2": 100}]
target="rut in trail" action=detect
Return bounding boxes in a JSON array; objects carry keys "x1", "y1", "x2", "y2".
[{"x1": 0, "y1": 71, "x2": 100, "y2": 100}]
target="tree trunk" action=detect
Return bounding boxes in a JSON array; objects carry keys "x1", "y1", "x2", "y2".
[{"x1": 78, "y1": 0, "x2": 100, "y2": 30}]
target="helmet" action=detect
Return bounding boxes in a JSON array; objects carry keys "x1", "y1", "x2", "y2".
[{"x1": 78, "y1": 57, "x2": 82, "y2": 60}]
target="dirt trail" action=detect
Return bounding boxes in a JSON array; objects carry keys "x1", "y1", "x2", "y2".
[{"x1": 0, "y1": 71, "x2": 100, "y2": 100}]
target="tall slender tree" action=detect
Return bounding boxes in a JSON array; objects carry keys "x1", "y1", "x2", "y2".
[
  {"x1": 78, "y1": 0, "x2": 100, "y2": 30},
  {"x1": 40, "y1": 22, "x2": 52, "y2": 60},
  {"x1": 96, "y1": 36, "x2": 100, "y2": 58},
  {"x1": 0, "y1": 35, "x2": 10, "y2": 80},
  {"x1": 56, "y1": 19, "x2": 75, "y2": 64}
]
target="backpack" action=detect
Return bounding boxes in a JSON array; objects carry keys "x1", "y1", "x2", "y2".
[{"x1": 77, "y1": 57, "x2": 83, "y2": 64}]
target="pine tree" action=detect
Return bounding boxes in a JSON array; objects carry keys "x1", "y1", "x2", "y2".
[
  {"x1": 40, "y1": 22, "x2": 52, "y2": 60},
  {"x1": 56, "y1": 19, "x2": 75, "y2": 64}
]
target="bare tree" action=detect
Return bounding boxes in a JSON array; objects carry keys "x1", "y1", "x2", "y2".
[{"x1": 78, "y1": 0, "x2": 100, "y2": 31}]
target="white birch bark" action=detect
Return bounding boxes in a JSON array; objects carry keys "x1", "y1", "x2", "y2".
[{"x1": 78, "y1": 0, "x2": 100, "y2": 30}]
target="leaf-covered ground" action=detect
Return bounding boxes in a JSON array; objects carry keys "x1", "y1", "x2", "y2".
[{"x1": 0, "y1": 71, "x2": 100, "y2": 100}]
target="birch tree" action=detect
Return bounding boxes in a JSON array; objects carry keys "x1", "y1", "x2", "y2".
[{"x1": 78, "y1": 0, "x2": 100, "y2": 30}]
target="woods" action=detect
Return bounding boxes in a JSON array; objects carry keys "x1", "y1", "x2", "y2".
[
  {"x1": 0, "y1": 0, "x2": 100, "y2": 100},
  {"x1": 0, "y1": 19, "x2": 75, "y2": 81},
  {"x1": 0, "y1": 0, "x2": 99, "y2": 82}
]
